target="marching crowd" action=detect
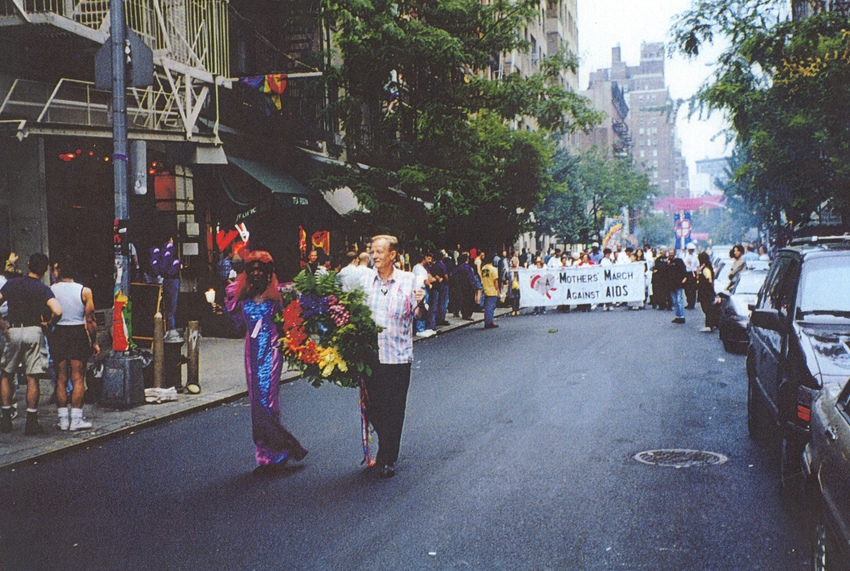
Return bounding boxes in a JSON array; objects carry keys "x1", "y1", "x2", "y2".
[{"x1": 316, "y1": 238, "x2": 770, "y2": 337}]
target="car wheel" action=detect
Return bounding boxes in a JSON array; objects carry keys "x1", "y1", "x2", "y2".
[
  {"x1": 780, "y1": 425, "x2": 806, "y2": 503},
  {"x1": 747, "y1": 364, "x2": 770, "y2": 442}
]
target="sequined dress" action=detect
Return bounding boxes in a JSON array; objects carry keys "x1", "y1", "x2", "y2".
[{"x1": 226, "y1": 284, "x2": 306, "y2": 466}]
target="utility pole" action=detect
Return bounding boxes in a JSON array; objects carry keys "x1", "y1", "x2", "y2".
[{"x1": 111, "y1": 0, "x2": 130, "y2": 303}]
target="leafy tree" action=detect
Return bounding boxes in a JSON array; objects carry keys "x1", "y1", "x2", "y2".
[
  {"x1": 535, "y1": 146, "x2": 656, "y2": 244},
  {"x1": 635, "y1": 213, "x2": 672, "y2": 248},
  {"x1": 320, "y1": 0, "x2": 603, "y2": 249},
  {"x1": 672, "y1": 1, "x2": 850, "y2": 229}
]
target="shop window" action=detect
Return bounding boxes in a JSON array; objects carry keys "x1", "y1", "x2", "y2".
[{"x1": 154, "y1": 172, "x2": 176, "y2": 211}]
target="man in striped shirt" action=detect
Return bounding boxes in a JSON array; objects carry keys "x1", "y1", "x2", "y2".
[{"x1": 361, "y1": 235, "x2": 426, "y2": 478}]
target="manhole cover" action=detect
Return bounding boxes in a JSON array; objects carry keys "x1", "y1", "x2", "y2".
[{"x1": 633, "y1": 449, "x2": 728, "y2": 468}]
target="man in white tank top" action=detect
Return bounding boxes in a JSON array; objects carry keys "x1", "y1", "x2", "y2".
[{"x1": 50, "y1": 256, "x2": 100, "y2": 431}]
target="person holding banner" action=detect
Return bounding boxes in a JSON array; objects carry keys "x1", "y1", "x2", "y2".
[{"x1": 506, "y1": 257, "x2": 522, "y2": 315}]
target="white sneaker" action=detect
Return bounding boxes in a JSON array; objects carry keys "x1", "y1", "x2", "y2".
[
  {"x1": 422, "y1": 329, "x2": 436, "y2": 337},
  {"x1": 58, "y1": 408, "x2": 70, "y2": 431},
  {"x1": 699, "y1": 327, "x2": 713, "y2": 333},
  {"x1": 69, "y1": 409, "x2": 92, "y2": 431}
]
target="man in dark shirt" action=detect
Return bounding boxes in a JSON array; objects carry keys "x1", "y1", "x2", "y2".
[
  {"x1": 0, "y1": 253, "x2": 63, "y2": 435},
  {"x1": 666, "y1": 249, "x2": 688, "y2": 325}
]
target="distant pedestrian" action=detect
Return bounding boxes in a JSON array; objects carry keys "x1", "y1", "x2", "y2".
[
  {"x1": 667, "y1": 249, "x2": 688, "y2": 324},
  {"x1": 683, "y1": 243, "x2": 699, "y2": 309},
  {"x1": 0, "y1": 253, "x2": 63, "y2": 435},
  {"x1": 50, "y1": 255, "x2": 100, "y2": 431},
  {"x1": 652, "y1": 249, "x2": 670, "y2": 310},
  {"x1": 150, "y1": 237, "x2": 181, "y2": 333},
  {"x1": 336, "y1": 251, "x2": 361, "y2": 292},
  {"x1": 532, "y1": 256, "x2": 547, "y2": 315},
  {"x1": 225, "y1": 250, "x2": 308, "y2": 472},
  {"x1": 727, "y1": 245, "x2": 746, "y2": 291},
  {"x1": 361, "y1": 235, "x2": 427, "y2": 479},
  {"x1": 506, "y1": 257, "x2": 522, "y2": 316},
  {"x1": 480, "y1": 255, "x2": 500, "y2": 329},
  {"x1": 430, "y1": 251, "x2": 449, "y2": 327},
  {"x1": 450, "y1": 253, "x2": 476, "y2": 320},
  {"x1": 697, "y1": 252, "x2": 719, "y2": 333}
]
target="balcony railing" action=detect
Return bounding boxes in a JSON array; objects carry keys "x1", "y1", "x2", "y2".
[
  {"x1": 0, "y1": 0, "x2": 230, "y2": 77},
  {"x1": 0, "y1": 75, "x2": 217, "y2": 138}
]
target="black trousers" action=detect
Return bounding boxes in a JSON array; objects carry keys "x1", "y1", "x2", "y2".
[
  {"x1": 685, "y1": 274, "x2": 697, "y2": 308},
  {"x1": 365, "y1": 363, "x2": 412, "y2": 466}
]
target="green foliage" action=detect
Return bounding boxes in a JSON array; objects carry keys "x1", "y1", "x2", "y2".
[
  {"x1": 636, "y1": 213, "x2": 672, "y2": 248},
  {"x1": 672, "y1": 2, "x2": 850, "y2": 229},
  {"x1": 319, "y1": 0, "x2": 603, "y2": 247},
  {"x1": 535, "y1": 146, "x2": 656, "y2": 242}
]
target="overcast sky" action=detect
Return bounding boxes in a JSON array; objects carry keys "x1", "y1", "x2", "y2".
[{"x1": 577, "y1": 0, "x2": 732, "y2": 193}]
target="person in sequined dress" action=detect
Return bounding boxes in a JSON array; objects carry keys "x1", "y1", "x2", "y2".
[{"x1": 225, "y1": 250, "x2": 308, "y2": 471}]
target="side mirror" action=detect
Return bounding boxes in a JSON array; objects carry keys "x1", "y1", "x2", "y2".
[{"x1": 750, "y1": 308, "x2": 783, "y2": 332}]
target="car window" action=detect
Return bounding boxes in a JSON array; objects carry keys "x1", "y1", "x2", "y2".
[
  {"x1": 758, "y1": 257, "x2": 789, "y2": 310},
  {"x1": 799, "y1": 256, "x2": 850, "y2": 314},
  {"x1": 733, "y1": 271, "x2": 768, "y2": 295},
  {"x1": 760, "y1": 256, "x2": 799, "y2": 315}
]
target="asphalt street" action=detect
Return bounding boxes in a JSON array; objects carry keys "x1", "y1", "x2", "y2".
[{"x1": 0, "y1": 307, "x2": 809, "y2": 570}]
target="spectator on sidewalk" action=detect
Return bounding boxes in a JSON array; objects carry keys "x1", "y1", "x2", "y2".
[
  {"x1": 697, "y1": 251, "x2": 719, "y2": 333},
  {"x1": 336, "y1": 251, "x2": 361, "y2": 292},
  {"x1": 225, "y1": 250, "x2": 308, "y2": 472},
  {"x1": 430, "y1": 251, "x2": 449, "y2": 327},
  {"x1": 481, "y1": 254, "x2": 501, "y2": 329},
  {"x1": 412, "y1": 252, "x2": 436, "y2": 338},
  {"x1": 50, "y1": 255, "x2": 100, "y2": 431},
  {"x1": 450, "y1": 253, "x2": 477, "y2": 320},
  {"x1": 0, "y1": 253, "x2": 63, "y2": 435},
  {"x1": 361, "y1": 234, "x2": 426, "y2": 479}
]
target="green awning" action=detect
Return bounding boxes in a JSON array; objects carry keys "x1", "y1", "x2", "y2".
[{"x1": 228, "y1": 156, "x2": 310, "y2": 202}]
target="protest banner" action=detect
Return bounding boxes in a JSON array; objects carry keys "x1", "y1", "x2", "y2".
[{"x1": 517, "y1": 263, "x2": 646, "y2": 307}]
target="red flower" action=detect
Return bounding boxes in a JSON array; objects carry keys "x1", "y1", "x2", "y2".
[{"x1": 283, "y1": 300, "x2": 304, "y2": 330}]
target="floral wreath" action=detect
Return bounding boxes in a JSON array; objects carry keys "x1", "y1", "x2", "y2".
[{"x1": 277, "y1": 269, "x2": 381, "y2": 389}]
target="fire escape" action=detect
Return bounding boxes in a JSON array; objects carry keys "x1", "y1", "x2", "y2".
[
  {"x1": 0, "y1": 0, "x2": 231, "y2": 145},
  {"x1": 610, "y1": 82, "x2": 630, "y2": 159}
]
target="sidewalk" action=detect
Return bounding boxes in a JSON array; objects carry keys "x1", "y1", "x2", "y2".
[{"x1": 0, "y1": 309, "x2": 506, "y2": 471}]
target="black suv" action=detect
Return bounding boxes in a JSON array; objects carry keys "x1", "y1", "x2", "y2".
[{"x1": 747, "y1": 236, "x2": 850, "y2": 495}]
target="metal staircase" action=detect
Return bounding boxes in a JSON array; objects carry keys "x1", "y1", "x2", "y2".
[{"x1": 0, "y1": 0, "x2": 231, "y2": 143}]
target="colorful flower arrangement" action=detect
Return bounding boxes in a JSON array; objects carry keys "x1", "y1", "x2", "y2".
[{"x1": 277, "y1": 269, "x2": 381, "y2": 388}]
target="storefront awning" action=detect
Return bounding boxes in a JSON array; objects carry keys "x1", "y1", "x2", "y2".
[
  {"x1": 322, "y1": 186, "x2": 369, "y2": 215},
  {"x1": 228, "y1": 155, "x2": 310, "y2": 205}
]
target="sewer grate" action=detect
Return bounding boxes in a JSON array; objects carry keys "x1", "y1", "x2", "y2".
[{"x1": 633, "y1": 449, "x2": 728, "y2": 468}]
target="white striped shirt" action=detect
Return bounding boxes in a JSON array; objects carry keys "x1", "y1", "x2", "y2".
[{"x1": 362, "y1": 268, "x2": 417, "y2": 364}]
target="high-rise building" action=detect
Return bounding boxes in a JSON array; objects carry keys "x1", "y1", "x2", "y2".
[{"x1": 579, "y1": 43, "x2": 689, "y2": 198}]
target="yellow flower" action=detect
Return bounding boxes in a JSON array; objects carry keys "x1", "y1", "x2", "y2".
[{"x1": 318, "y1": 346, "x2": 349, "y2": 377}]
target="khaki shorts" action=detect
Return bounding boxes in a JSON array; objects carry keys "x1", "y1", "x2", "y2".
[{"x1": 2, "y1": 326, "x2": 49, "y2": 377}]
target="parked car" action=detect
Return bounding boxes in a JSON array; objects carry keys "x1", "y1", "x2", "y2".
[
  {"x1": 747, "y1": 236, "x2": 850, "y2": 497},
  {"x1": 803, "y1": 376, "x2": 850, "y2": 570},
  {"x1": 715, "y1": 258, "x2": 769, "y2": 294},
  {"x1": 717, "y1": 269, "x2": 768, "y2": 354}
]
